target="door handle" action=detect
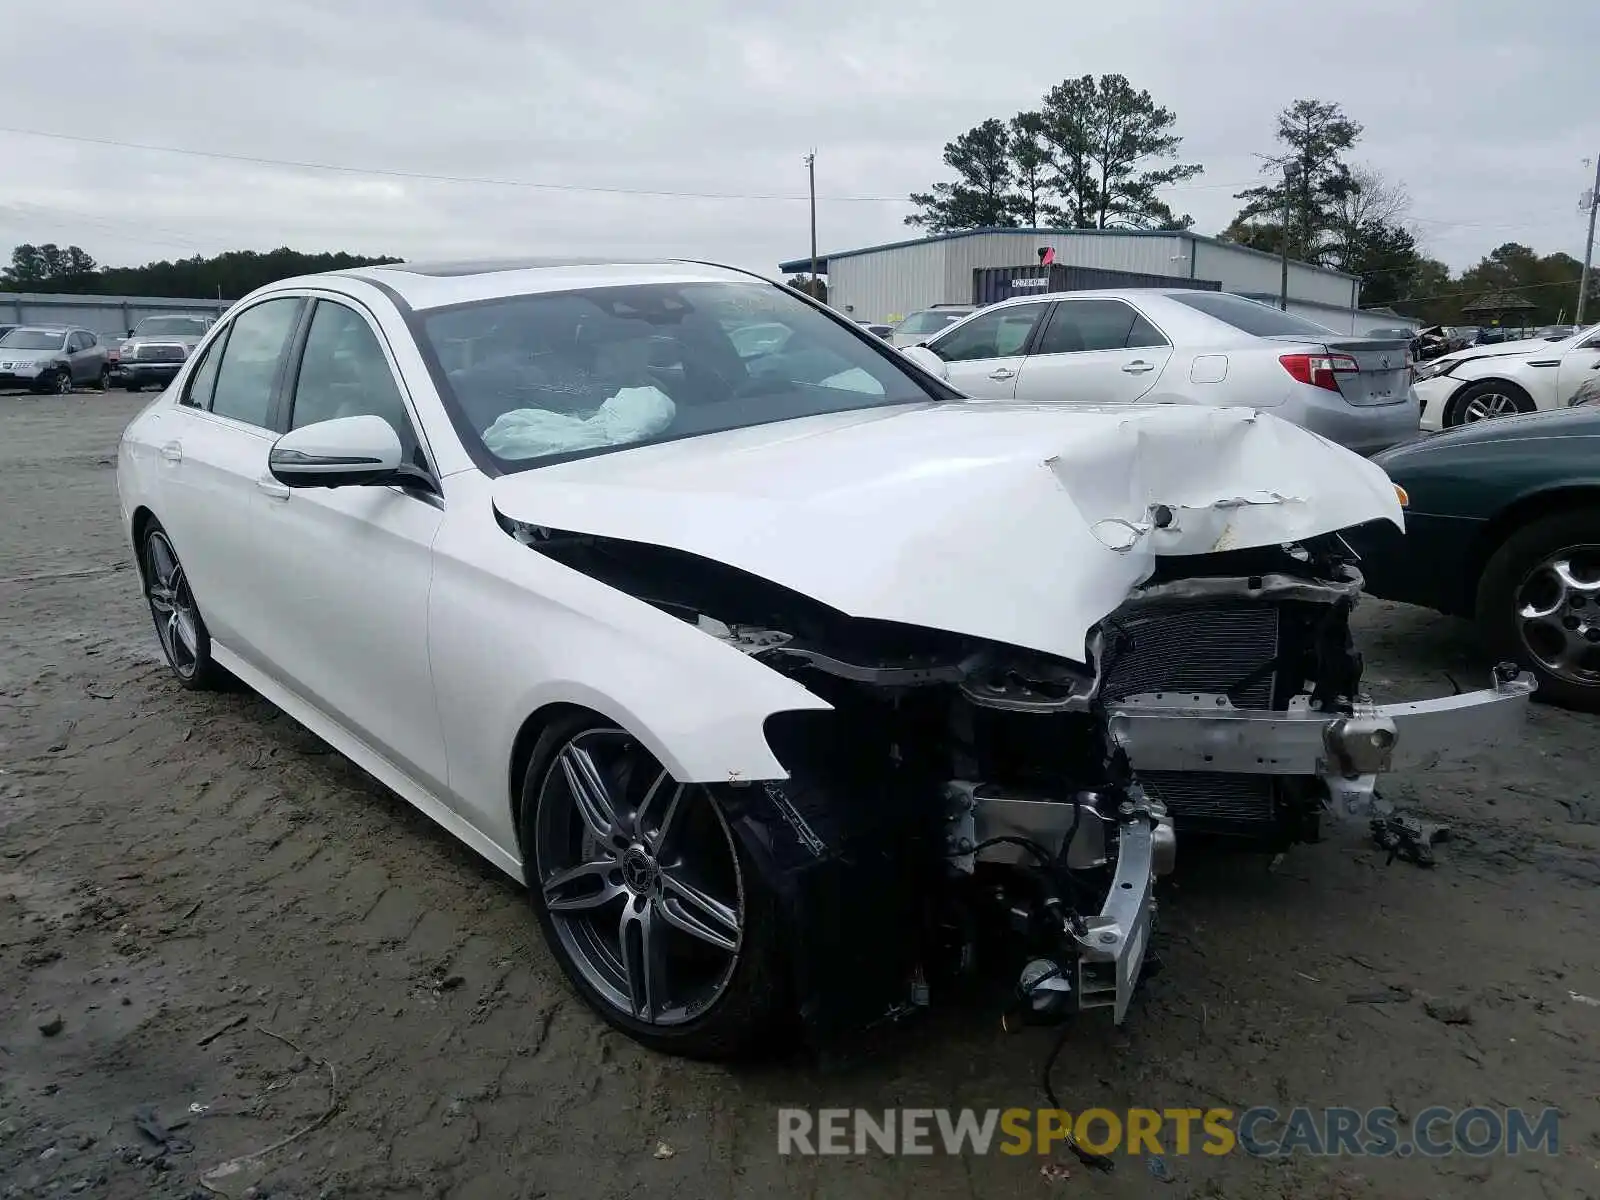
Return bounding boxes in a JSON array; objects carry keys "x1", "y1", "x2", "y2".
[
  {"x1": 160, "y1": 440, "x2": 183, "y2": 463},
  {"x1": 256, "y1": 474, "x2": 291, "y2": 500},
  {"x1": 1122, "y1": 360, "x2": 1156, "y2": 374},
  {"x1": 988, "y1": 367, "x2": 1016, "y2": 381}
]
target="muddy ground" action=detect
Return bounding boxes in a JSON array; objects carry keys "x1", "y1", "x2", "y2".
[{"x1": 1, "y1": 391, "x2": 1597, "y2": 1200}]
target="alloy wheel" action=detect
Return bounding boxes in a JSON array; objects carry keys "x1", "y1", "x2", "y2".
[
  {"x1": 145, "y1": 530, "x2": 201, "y2": 679},
  {"x1": 534, "y1": 728, "x2": 743, "y2": 1026},
  {"x1": 1515, "y1": 545, "x2": 1600, "y2": 688},
  {"x1": 1460, "y1": 390, "x2": 1521, "y2": 422},
  {"x1": 52, "y1": 369, "x2": 73, "y2": 395}
]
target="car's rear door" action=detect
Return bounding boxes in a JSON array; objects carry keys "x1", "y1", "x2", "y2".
[
  {"x1": 250, "y1": 295, "x2": 449, "y2": 795},
  {"x1": 152, "y1": 296, "x2": 305, "y2": 666},
  {"x1": 923, "y1": 303, "x2": 1050, "y2": 398},
  {"x1": 1012, "y1": 297, "x2": 1174, "y2": 405}
]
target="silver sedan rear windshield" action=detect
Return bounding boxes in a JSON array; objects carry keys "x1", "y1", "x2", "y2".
[
  {"x1": 1170, "y1": 292, "x2": 1338, "y2": 339},
  {"x1": 419, "y1": 281, "x2": 939, "y2": 471}
]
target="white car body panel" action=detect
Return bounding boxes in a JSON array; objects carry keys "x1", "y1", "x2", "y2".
[
  {"x1": 114, "y1": 261, "x2": 1402, "y2": 885},
  {"x1": 1416, "y1": 324, "x2": 1600, "y2": 431},
  {"x1": 489, "y1": 401, "x2": 1404, "y2": 665}
]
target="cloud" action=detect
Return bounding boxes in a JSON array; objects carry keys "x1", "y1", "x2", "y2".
[{"x1": 3, "y1": 0, "x2": 1594, "y2": 281}]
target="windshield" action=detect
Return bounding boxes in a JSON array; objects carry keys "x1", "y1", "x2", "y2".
[
  {"x1": 134, "y1": 316, "x2": 210, "y2": 337},
  {"x1": 419, "y1": 280, "x2": 941, "y2": 471},
  {"x1": 895, "y1": 310, "x2": 969, "y2": 336},
  {"x1": 0, "y1": 330, "x2": 66, "y2": 351},
  {"x1": 1169, "y1": 292, "x2": 1339, "y2": 339}
]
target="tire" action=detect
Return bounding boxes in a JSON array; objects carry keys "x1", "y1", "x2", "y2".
[
  {"x1": 50, "y1": 368, "x2": 73, "y2": 395},
  {"x1": 1446, "y1": 380, "x2": 1533, "y2": 427},
  {"x1": 1476, "y1": 507, "x2": 1600, "y2": 712},
  {"x1": 517, "y1": 713, "x2": 785, "y2": 1059},
  {"x1": 140, "y1": 519, "x2": 229, "y2": 691},
  {"x1": 124, "y1": 380, "x2": 142, "y2": 393},
  {"x1": 96, "y1": 365, "x2": 111, "y2": 391}
]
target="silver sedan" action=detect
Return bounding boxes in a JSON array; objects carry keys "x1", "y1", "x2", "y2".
[{"x1": 900, "y1": 289, "x2": 1419, "y2": 455}]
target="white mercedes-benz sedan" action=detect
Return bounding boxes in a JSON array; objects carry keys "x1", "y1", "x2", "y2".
[{"x1": 116, "y1": 259, "x2": 1533, "y2": 1059}]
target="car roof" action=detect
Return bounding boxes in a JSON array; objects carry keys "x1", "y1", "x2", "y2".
[
  {"x1": 6, "y1": 325, "x2": 73, "y2": 334},
  {"x1": 304, "y1": 258, "x2": 763, "y2": 312}
]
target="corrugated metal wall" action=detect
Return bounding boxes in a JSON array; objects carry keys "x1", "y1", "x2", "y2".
[
  {"x1": 825, "y1": 230, "x2": 1361, "y2": 324},
  {"x1": 0, "y1": 292, "x2": 229, "y2": 339},
  {"x1": 828, "y1": 241, "x2": 948, "y2": 324},
  {"x1": 1187, "y1": 240, "x2": 1356, "y2": 308}
]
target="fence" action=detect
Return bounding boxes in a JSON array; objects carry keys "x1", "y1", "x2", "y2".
[{"x1": 0, "y1": 292, "x2": 231, "y2": 340}]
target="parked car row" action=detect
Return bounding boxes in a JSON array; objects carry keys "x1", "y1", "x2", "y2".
[{"x1": 0, "y1": 312, "x2": 218, "y2": 395}]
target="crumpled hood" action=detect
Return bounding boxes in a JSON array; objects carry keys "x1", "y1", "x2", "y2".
[{"x1": 491, "y1": 401, "x2": 1404, "y2": 663}]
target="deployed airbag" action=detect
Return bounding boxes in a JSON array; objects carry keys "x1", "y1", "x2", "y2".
[{"x1": 482, "y1": 385, "x2": 676, "y2": 459}]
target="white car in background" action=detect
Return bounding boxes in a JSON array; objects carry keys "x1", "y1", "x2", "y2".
[
  {"x1": 900, "y1": 289, "x2": 1419, "y2": 455},
  {"x1": 1414, "y1": 323, "x2": 1600, "y2": 430}
]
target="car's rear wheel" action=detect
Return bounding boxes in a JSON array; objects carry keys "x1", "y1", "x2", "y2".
[
  {"x1": 142, "y1": 521, "x2": 228, "y2": 691},
  {"x1": 518, "y1": 716, "x2": 784, "y2": 1058},
  {"x1": 1447, "y1": 380, "x2": 1533, "y2": 426},
  {"x1": 1477, "y1": 507, "x2": 1600, "y2": 712},
  {"x1": 96, "y1": 365, "x2": 111, "y2": 391}
]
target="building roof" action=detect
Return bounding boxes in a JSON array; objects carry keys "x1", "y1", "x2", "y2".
[{"x1": 778, "y1": 226, "x2": 1359, "y2": 282}]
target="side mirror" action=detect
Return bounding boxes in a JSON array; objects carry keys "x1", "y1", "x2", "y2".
[
  {"x1": 901, "y1": 345, "x2": 949, "y2": 379},
  {"x1": 269, "y1": 415, "x2": 403, "y2": 488}
]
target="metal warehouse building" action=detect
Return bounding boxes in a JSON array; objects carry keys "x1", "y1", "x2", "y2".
[{"x1": 779, "y1": 227, "x2": 1412, "y2": 336}]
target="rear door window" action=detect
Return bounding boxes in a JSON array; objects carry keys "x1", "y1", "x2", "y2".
[{"x1": 1035, "y1": 299, "x2": 1169, "y2": 355}]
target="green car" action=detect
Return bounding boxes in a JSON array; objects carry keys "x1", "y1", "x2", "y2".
[{"x1": 1350, "y1": 405, "x2": 1600, "y2": 710}]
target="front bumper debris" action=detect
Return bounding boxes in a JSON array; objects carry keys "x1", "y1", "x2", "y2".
[{"x1": 1104, "y1": 665, "x2": 1536, "y2": 819}]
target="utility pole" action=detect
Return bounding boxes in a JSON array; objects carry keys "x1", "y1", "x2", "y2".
[
  {"x1": 1279, "y1": 164, "x2": 1292, "y2": 311},
  {"x1": 1577, "y1": 155, "x2": 1599, "y2": 328},
  {"x1": 805, "y1": 150, "x2": 818, "y2": 301}
]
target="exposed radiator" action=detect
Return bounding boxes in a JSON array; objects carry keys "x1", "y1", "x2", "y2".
[
  {"x1": 1101, "y1": 601, "x2": 1280, "y2": 708},
  {"x1": 1102, "y1": 600, "x2": 1283, "y2": 829}
]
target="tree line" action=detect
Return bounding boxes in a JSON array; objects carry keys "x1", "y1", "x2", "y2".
[
  {"x1": 1, "y1": 244, "x2": 401, "y2": 302},
  {"x1": 907, "y1": 81, "x2": 1587, "y2": 323}
]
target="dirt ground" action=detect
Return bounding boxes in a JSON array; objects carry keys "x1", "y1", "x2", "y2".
[{"x1": 1, "y1": 391, "x2": 1597, "y2": 1200}]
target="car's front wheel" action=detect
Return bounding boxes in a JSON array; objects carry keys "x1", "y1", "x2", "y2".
[
  {"x1": 141, "y1": 520, "x2": 228, "y2": 691},
  {"x1": 518, "y1": 717, "x2": 785, "y2": 1058},
  {"x1": 1447, "y1": 380, "x2": 1533, "y2": 426},
  {"x1": 1477, "y1": 507, "x2": 1600, "y2": 711}
]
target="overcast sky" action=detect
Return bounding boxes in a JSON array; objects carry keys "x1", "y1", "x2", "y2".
[{"x1": 3, "y1": 0, "x2": 1595, "y2": 285}]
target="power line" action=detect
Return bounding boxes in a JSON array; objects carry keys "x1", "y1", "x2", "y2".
[{"x1": 0, "y1": 124, "x2": 1344, "y2": 204}]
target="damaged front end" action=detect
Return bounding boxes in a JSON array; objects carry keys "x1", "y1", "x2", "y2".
[{"x1": 501, "y1": 515, "x2": 1534, "y2": 1046}]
